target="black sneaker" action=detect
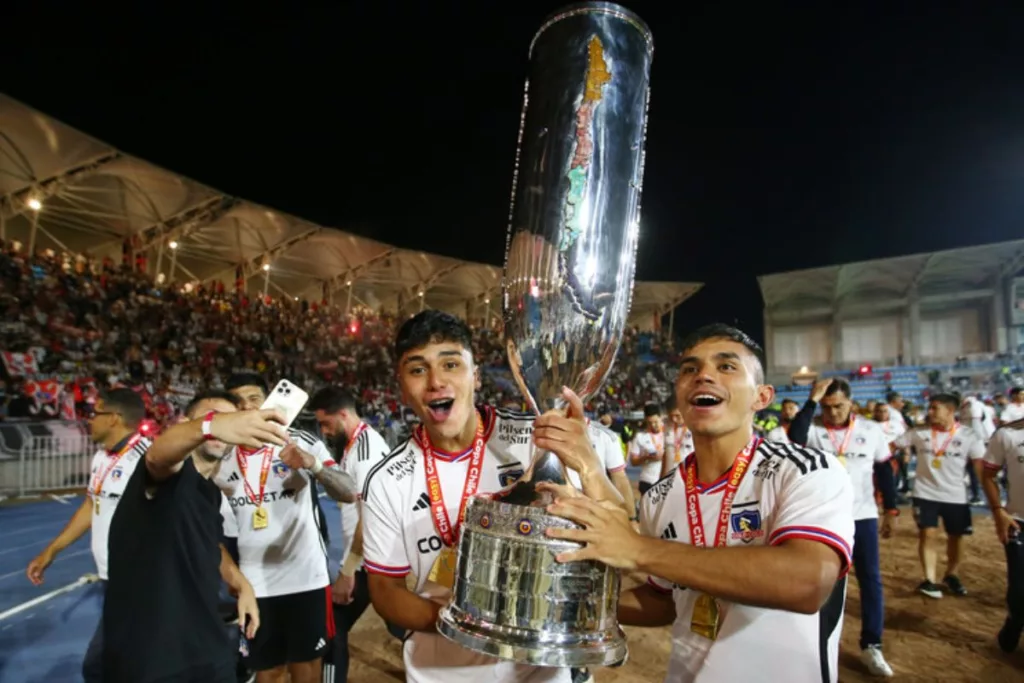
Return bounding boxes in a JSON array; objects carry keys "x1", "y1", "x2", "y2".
[
  {"x1": 917, "y1": 580, "x2": 942, "y2": 599},
  {"x1": 571, "y1": 669, "x2": 594, "y2": 683},
  {"x1": 943, "y1": 574, "x2": 967, "y2": 596},
  {"x1": 998, "y1": 618, "x2": 1023, "y2": 653}
]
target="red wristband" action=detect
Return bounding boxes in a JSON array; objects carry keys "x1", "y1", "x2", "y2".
[{"x1": 201, "y1": 411, "x2": 216, "y2": 441}]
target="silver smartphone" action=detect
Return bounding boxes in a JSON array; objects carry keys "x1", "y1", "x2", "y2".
[{"x1": 259, "y1": 379, "x2": 309, "y2": 430}]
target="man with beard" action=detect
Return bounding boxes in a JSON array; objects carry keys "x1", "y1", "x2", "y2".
[
  {"x1": 100, "y1": 390, "x2": 268, "y2": 682},
  {"x1": 308, "y1": 386, "x2": 391, "y2": 683},
  {"x1": 542, "y1": 324, "x2": 854, "y2": 683}
]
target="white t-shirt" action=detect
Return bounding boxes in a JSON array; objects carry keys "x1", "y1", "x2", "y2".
[
  {"x1": 806, "y1": 417, "x2": 891, "y2": 521},
  {"x1": 765, "y1": 425, "x2": 790, "y2": 443},
  {"x1": 220, "y1": 492, "x2": 238, "y2": 539},
  {"x1": 640, "y1": 439, "x2": 854, "y2": 683},
  {"x1": 630, "y1": 430, "x2": 667, "y2": 484},
  {"x1": 983, "y1": 426, "x2": 1024, "y2": 521},
  {"x1": 1001, "y1": 403, "x2": 1024, "y2": 424},
  {"x1": 88, "y1": 434, "x2": 151, "y2": 580},
  {"x1": 362, "y1": 406, "x2": 569, "y2": 683},
  {"x1": 875, "y1": 416, "x2": 905, "y2": 444},
  {"x1": 960, "y1": 398, "x2": 995, "y2": 441},
  {"x1": 215, "y1": 429, "x2": 336, "y2": 598},
  {"x1": 665, "y1": 425, "x2": 695, "y2": 464},
  {"x1": 588, "y1": 421, "x2": 628, "y2": 474},
  {"x1": 893, "y1": 425, "x2": 985, "y2": 504},
  {"x1": 337, "y1": 422, "x2": 391, "y2": 568},
  {"x1": 886, "y1": 408, "x2": 907, "y2": 434}
]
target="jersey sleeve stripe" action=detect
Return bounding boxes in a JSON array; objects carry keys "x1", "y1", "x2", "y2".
[
  {"x1": 769, "y1": 526, "x2": 852, "y2": 575},
  {"x1": 646, "y1": 577, "x2": 673, "y2": 593},
  {"x1": 364, "y1": 560, "x2": 411, "y2": 577},
  {"x1": 361, "y1": 440, "x2": 412, "y2": 500},
  {"x1": 607, "y1": 464, "x2": 627, "y2": 474},
  {"x1": 982, "y1": 460, "x2": 1002, "y2": 470}
]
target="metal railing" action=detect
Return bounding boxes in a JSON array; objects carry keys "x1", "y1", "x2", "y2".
[{"x1": 0, "y1": 421, "x2": 95, "y2": 497}]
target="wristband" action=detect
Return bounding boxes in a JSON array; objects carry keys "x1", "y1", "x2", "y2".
[
  {"x1": 308, "y1": 458, "x2": 324, "y2": 475},
  {"x1": 201, "y1": 412, "x2": 216, "y2": 441},
  {"x1": 341, "y1": 552, "x2": 363, "y2": 577}
]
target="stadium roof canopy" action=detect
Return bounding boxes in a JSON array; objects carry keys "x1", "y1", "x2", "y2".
[
  {"x1": 0, "y1": 94, "x2": 701, "y2": 326},
  {"x1": 759, "y1": 240, "x2": 1024, "y2": 321}
]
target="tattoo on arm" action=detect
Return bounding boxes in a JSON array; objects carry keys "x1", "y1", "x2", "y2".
[{"x1": 315, "y1": 465, "x2": 358, "y2": 503}]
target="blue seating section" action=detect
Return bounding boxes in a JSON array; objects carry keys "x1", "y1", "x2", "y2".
[{"x1": 774, "y1": 364, "x2": 929, "y2": 405}]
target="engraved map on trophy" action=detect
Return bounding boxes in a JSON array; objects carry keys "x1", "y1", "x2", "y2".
[{"x1": 437, "y1": 1, "x2": 653, "y2": 669}]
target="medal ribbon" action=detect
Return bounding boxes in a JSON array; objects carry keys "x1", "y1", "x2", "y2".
[
  {"x1": 237, "y1": 447, "x2": 273, "y2": 508},
  {"x1": 825, "y1": 415, "x2": 856, "y2": 455},
  {"x1": 422, "y1": 414, "x2": 486, "y2": 548},
  {"x1": 684, "y1": 436, "x2": 760, "y2": 548},
  {"x1": 90, "y1": 433, "x2": 143, "y2": 499},
  {"x1": 930, "y1": 423, "x2": 958, "y2": 457},
  {"x1": 343, "y1": 422, "x2": 368, "y2": 459}
]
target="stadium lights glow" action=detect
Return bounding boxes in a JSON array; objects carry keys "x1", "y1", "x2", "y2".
[
  {"x1": 418, "y1": 290, "x2": 424, "y2": 297},
  {"x1": 484, "y1": 298, "x2": 490, "y2": 304},
  {"x1": 294, "y1": 297, "x2": 299, "y2": 301},
  {"x1": 262, "y1": 263, "x2": 271, "y2": 272},
  {"x1": 799, "y1": 366, "x2": 809, "y2": 374},
  {"x1": 27, "y1": 198, "x2": 42, "y2": 211},
  {"x1": 168, "y1": 241, "x2": 178, "y2": 250},
  {"x1": 345, "y1": 280, "x2": 352, "y2": 287}
]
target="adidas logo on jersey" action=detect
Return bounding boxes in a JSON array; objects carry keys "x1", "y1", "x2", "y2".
[
  {"x1": 315, "y1": 637, "x2": 326, "y2": 651},
  {"x1": 412, "y1": 492, "x2": 430, "y2": 512},
  {"x1": 226, "y1": 472, "x2": 240, "y2": 482},
  {"x1": 661, "y1": 522, "x2": 678, "y2": 540}
]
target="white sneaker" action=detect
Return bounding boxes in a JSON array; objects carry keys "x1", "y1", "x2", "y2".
[{"x1": 860, "y1": 646, "x2": 894, "y2": 677}]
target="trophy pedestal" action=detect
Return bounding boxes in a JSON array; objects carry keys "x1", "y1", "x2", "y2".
[{"x1": 437, "y1": 498, "x2": 627, "y2": 668}]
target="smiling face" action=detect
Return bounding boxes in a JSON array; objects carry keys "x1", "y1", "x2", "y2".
[
  {"x1": 675, "y1": 337, "x2": 774, "y2": 438},
  {"x1": 398, "y1": 340, "x2": 481, "y2": 447}
]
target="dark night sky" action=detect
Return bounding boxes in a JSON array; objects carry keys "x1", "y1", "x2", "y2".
[{"x1": 4, "y1": 2, "x2": 1024, "y2": 343}]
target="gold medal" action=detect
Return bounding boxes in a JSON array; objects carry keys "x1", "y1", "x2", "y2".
[
  {"x1": 690, "y1": 593, "x2": 721, "y2": 640},
  {"x1": 932, "y1": 457, "x2": 942, "y2": 469},
  {"x1": 427, "y1": 546, "x2": 458, "y2": 590},
  {"x1": 836, "y1": 451, "x2": 847, "y2": 468},
  {"x1": 252, "y1": 506, "x2": 269, "y2": 530}
]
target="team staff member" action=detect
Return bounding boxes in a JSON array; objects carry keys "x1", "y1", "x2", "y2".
[
  {"x1": 102, "y1": 391, "x2": 266, "y2": 682},
  {"x1": 629, "y1": 403, "x2": 665, "y2": 494},
  {"x1": 892, "y1": 393, "x2": 986, "y2": 598},
  {"x1": 802, "y1": 379, "x2": 897, "y2": 678},
  {"x1": 362, "y1": 311, "x2": 620, "y2": 683},
  {"x1": 542, "y1": 324, "x2": 855, "y2": 683},
  {"x1": 214, "y1": 385, "x2": 358, "y2": 683},
  {"x1": 308, "y1": 386, "x2": 391, "y2": 683},
  {"x1": 980, "y1": 419, "x2": 1024, "y2": 652},
  {"x1": 661, "y1": 399, "x2": 693, "y2": 476},
  {"x1": 26, "y1": 389, "x2": 149, "y2": 683}
]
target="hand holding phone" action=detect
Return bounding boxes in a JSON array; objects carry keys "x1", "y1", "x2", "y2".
[{"x1": 259, "y1": 380, "x2": 309, "y2": 431}]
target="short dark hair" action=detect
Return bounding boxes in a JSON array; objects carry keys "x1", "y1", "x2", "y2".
[
  {"x1": 185, "y1": 390, "x2": 241, "y2": 419},
  {"x1": 394, "y1": 310, "x2": 473, "y2": 361},
  {"x1": 309, "y1": 386, "x2": 358, "y2": 414},
  {"x1": 643, "y1": 402, "x2": 661, "y2": 418},
  {"x1": 781, "y1": 398, "x2": 798, "y2": 407},
  {"x1": 225, "y1": 373, "x2": 268, "y2": 394},
  {"x1": 677, "y1": 323, "x2": 766, "y2": 382},
  {"x1": 1010, "y1": 388, "x2": 1023, "y2": 399},
  {"x1": 885, "y1": 391, "x2": 901, "y2": 403},
  {"x1": 824, "y1": 378, "x2": 852, "y2": 399},
  {"x1": 100, "y1": 388, "x2": 146, "y2": 429},
  {"x1": 929, "y1": 393, "x2": 960, "y2": 411}
]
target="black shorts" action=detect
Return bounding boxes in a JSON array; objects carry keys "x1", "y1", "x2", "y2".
[
  {"x1": 912, "y1": 497, "x2": 973, "y2": 536},
  {"x1": 246, "y1": 586, "x2": 334, "y2": 671}
]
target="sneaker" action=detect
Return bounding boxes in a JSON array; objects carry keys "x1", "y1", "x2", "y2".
[
  {"x1": 860, "y1": 645, "x2": 894, "y2": 677},
  {"x1": 943, "y1": 574, "x2": 968, "y2": 596},
  {"x1": 917, "y1": 580, "x2": 942, "y2": 599},
  {"x1": 998, "y1": 618, "x2": 1023, "y2": 653},
  {"x1": 571, "y1": 669, "x2": 594, "y2": 683}
]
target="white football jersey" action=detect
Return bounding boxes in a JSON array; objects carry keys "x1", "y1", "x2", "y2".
[
  {"x1": 362, "y1": 406, "x2": 569, "y2": 683},
  {"x1": 641, "y1": 439, "x2": 854, "y2": 683},
  {"x1": 983, "y1": 423, "x2": 1024, "y2": 521},
  {"x1": 88, "y1": 434, "x2": 151, "y2": 580},
  {"x1": 806, "y1": 417, "x2": 891, "y2": 521},
  {"x1": 215, "y1": 429, "x2": 335, "y2": 598},
  {"x1": 588, "y1": 421, "x2": 628, "y2": 474},
  {"x1": 337, "y1": 422, "x2": 391, "y2": 567},
  {"x1": 220, "y1": 492, "x2": 238, "y2": 539},
  {"x1": 1001, "y1": 403, "x2": 1024, "y2": 424},
  {"x1": 893, "y1": 426, "x2": 985, "y2": 504},
  {"x1": 765, "y1": 425, "x2": 790, "y2": 443},
  {"x1": 875, "y1": 416, "x2": 905, "y2": 444},
  {"x1": 665, "y1": 425, "x2": 695, "y2": 464},
  {"x1": 630, "y1": 430, "x2": 667, "y2": 484}
]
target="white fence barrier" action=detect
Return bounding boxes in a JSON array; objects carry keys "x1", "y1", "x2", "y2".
[{"x1": 0, "y1": 421, "x2": 95, "y2": 497}]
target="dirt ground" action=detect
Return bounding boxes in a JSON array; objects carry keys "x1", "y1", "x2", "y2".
[{"x1": 343, "y1": 514, "x2": 1024, "y2": 682}]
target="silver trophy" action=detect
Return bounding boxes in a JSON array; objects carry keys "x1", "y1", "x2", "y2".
[{"x1": 437, "y1": 1, "x2": 653, "y2": 668}]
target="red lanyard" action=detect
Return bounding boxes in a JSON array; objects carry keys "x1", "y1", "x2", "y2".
[
  {"x1": 825, "y1": 416, "x2": 856, "y2": 454},
  {"x1": 674, "y1": 427, "x2": 687, "y2": 452},
  {"x1": 421, "y1": 416, "x2": 486, "y2": 548},
  {"x1": 931, "y1": 424, "x2": 958, "y2": 456},
  {"x1": 684, "y1": 437, "x2": 759, "y2": 548},
  {"x1": 237, "y1": 446, "x2": 273, "y2": 507},
  {"x1": 343, "y1": 422, "x2": 368, "y2": 459},
  {"x1": 91, "y1": 433, "x2": 142, "y2": 497}
]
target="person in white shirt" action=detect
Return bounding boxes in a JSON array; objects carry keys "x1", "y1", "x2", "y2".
[
  {"x1": 308, "y1": 386, "x2": 391, "y2": 683},
  {"x1": 629, "y1": 403, "x2": 666, "y2": 494},
  {"x1": 26, "y1": 389, "x2": 150, "y2": 683},
  {"x1": 216, "y1": 377, "x2": 359, "y2": 683},
  {"x1": 803, "y1": 379, "x2": 898, "y2": 677},
  {"x1": 874, "y1": 402, "x2": 910, "y2": 495},
  {"x1": 1000, "y1": 388, "x2": 1024, "y2": 424},
  {"x1": 361, "y1": 310, "x2": 620, "y2": 683},
  {"x1": 587, "y1": 419, "x2": 635, "y2": 517},
  {"x1": 885, "y1": 391, "x2": 908, "y2": 433},
  {"x1": 980, "y1": 418, "x2": 1024, "y2": 653},
  {"x1": 543, "y1": 323, "x2": 855, "y2": 683},
  {"x1": 893, "y1": 393, "x2": 986, "y2": 599},
  {"x1": 660, "y1": 400, "x2": 694, "y2": 476}
]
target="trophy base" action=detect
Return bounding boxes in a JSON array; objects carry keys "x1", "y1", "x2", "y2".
[{"x1": 438, "y1": 603, "x2": 628, "y2": 668}]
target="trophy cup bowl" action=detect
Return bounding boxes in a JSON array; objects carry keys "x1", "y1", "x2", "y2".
[{"x1": 437, "y1": 1, "x2": 653, "y2": 668}]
